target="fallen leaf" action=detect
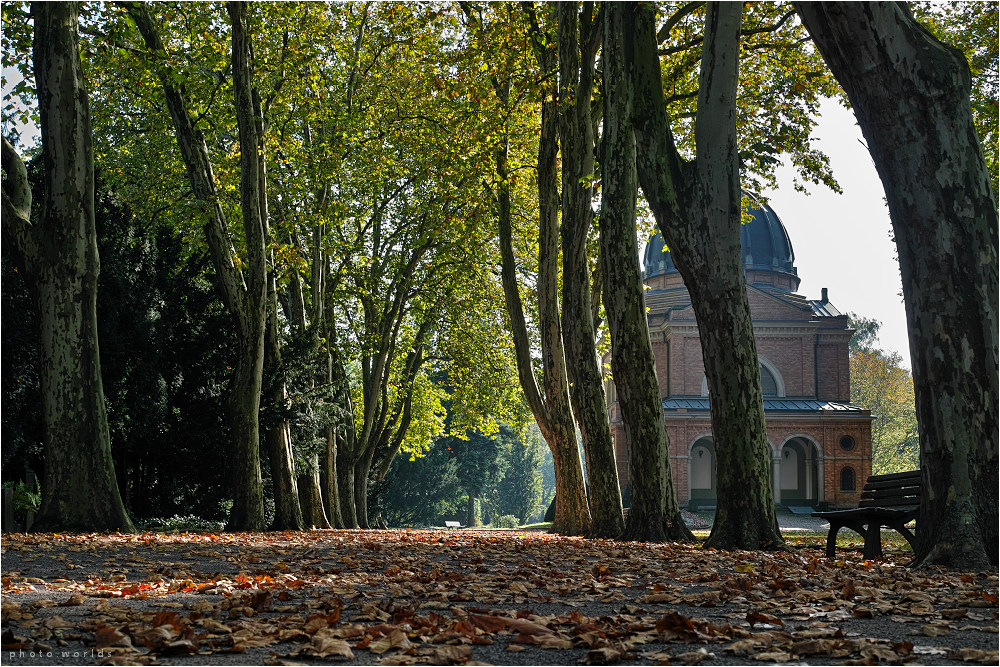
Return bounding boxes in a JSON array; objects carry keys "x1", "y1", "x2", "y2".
[
  {"x1": 583, "y1": 646, "x2": 629, "y2": 665},
  {"x1": 675, "y1": 648, "x2": 713, "y2": 664},
  {"x1": 368, "y1": 628, "x2": 413, "y2": 655},
  {"x1": 95, "y1": 626, "x2": 131, "y2": 650},
  {"x1": 921, "y1": 623, "x2": 950, "y2": 637},
  {"x1": 746, "y1": 611, "x2": 784, "y2": 628},
  {"x1": 752, "y1": 650, "x2": 791, "y2": 662}
]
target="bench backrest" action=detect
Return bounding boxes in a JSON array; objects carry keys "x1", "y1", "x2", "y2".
[{"x1": 859, "y1": 470, "x2": 921, "y2": 509}]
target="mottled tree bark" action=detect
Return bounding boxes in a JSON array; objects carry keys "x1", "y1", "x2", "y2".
[
  {"x1": 321, "y1": 426, "x2": 344, "y2": 528},
  {"x1": 628, "y1": 2, "x2": 784, "y2": 549},
  {"x1": 298, "y1": 454, "x2": 331, "y2": 529},
  {"x1": 494, "y1": 109, "x2": 591, "y2": 536},
  {"x1": 1, "y1": 2, "x2": 132, "y2": 532},
  {"x1": 264, "y1": 263, "x2": 304, "y2": 530},
  {"x1": 557, "y1": 1, "x2": 625, "y2": 539},
  {"x1": 337, "y1": 447, "x2": 359, "y2": 529},
  {"x1": 355, "y1": 445, "x2": 374, "y2": 529},
  {"x1": 798, "y1": 2, "x2": 998, "y2": 570},
  {"x1": 223, "y1": 1, "x2": 268, "y2": 531},
  {"x1": 601, "y1": 3, "x2": 692, "y2": 543}
]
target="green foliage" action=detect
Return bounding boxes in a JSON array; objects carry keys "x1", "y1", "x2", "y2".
[
  {"x1": 133, "y1": 515, "x2": 227, "y2": 533},
  {"x1": 494, "y1": 424, "x2": 545, "y2": 524},
  {"x1": 497, "y1": 514, "x2": 519, "y2": 529},
  {"x1": 444, "y1": 426, "x2": 509, "y2": 526},
  {"x1": 4, "y1": 480, "x2": 41, "y2": 514},
  {"x1": 847, "y1": 312, "x2": 882, "y2": 353},
  {"x1": 381, "y1": 441, "x2": 462, "y2": 527},
  {"x1": 847, "y1": 316, "x2": 919, "y2": 474},
  {"x1": 653, "y1": 2, "x2": 845, "y2": 194},
  {"x1": 1, "y1": 250, "x2": 43, "y2": 477}
]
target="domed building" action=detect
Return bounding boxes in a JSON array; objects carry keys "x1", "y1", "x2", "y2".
[{"x1": 606, "y1": 193, "x2": 873, "y2": 510}]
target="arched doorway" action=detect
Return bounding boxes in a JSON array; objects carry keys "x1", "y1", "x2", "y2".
[
  {"x1": 688, "y1": 437, "x2": 716, "y2": 508},
  {"x1": 777, "y1": 437, "x2": 822, "y2": 507}
]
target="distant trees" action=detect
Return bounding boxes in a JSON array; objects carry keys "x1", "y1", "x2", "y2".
[
  {"x1": 847, "y1": 315, "x2": 919, "y2": 475},
  {"x1": 381, "y1": 423, "x2": 544, "y2": 529},
  {"x1": 494, "y1": 425, "x2": 546, "y2": 525}
]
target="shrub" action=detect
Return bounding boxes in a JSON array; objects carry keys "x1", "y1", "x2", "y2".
[
  {"x1": 498, "y1": 514, "x2": 518, "y2": 529},
  {"x1": 134, "y1": 515, "x2": 226, "y2": 533},
  {"x1": 6, "y1": 480, "x2": 41, "y2": 514}
]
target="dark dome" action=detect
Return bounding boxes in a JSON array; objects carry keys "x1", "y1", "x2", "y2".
[{"x1": 643, "y1": 192, "x2": 798, "y2": 288}]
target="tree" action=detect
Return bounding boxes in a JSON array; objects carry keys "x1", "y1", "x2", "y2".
[
  {"x1": 626, "y1": 2, "x2": 783, "y2": 549},
  {"x1": 460, "y1": 2, "x2": 592, "y2": 536},
  {"x1": 1, "y1": 2, "x2": 132, "y2": 532},
  {"x1": 119, "y1": 2, "x2": 271, "y2": 530},
  {"x1": 554, "y1": 2, "x2": 626, "y2": 539},
  {"x1": 850, "y1": 349, "x2": 919, "y2": 475},
  {"x1": 495, "y1": 424, "x2": 546, "y2": 525},
  {"x1": 381, "y1": 441, "x2": 462, "y2": 528},
  {"x1": 797, "y1": 1, "x2": 998, "y2": 569},
  {"x1": 446, "y1": 429, "x2": 508, "y2": 528},
  {"x1": 846, "y1": 314, "x2": 919, "y2": 475},
  {"x1": 600, "y1": 3, "x2": 693, "y2": 543},
  {"x1": 911, "y1": 1, "x2": 998, "y2": 200}
]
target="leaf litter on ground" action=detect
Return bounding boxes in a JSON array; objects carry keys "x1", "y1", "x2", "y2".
[{"x1": 1, "y1": 529, "x2": 996, "y2": 665}]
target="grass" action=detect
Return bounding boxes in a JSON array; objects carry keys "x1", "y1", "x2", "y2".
[
  {"x1": 518, "y1": 522, "x2": 554, "y2": 531},
  {"x1": 513, "y1": 520, "x2": 913, "y2": 556}
]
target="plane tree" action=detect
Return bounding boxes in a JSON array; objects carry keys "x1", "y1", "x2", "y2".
[
  {"x1": 1, "y1": 1, "x2": 132, "y2": 532},
  {"x1": 797, "y1": 1, "x2": 998, "y2": 570},
  {"x1": 606, "y1": 1, "x2": 843, "y2": 549}
]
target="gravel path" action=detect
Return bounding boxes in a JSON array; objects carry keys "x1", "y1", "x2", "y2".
[{"x1": 2, "y1": 526, "x2": 995, "y2": 667}]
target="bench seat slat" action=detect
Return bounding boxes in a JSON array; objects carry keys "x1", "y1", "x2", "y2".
[
  {"x1": 866, "y1": 470, "x2": 921, "y2": 483},
  {"x1": 864, "y1": 478, "x2": 921, "y2": 491}
]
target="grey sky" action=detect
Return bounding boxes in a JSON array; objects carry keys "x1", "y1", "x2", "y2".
[{"x1": 763, "y1": 97, "x2": 910, "y2": 366}]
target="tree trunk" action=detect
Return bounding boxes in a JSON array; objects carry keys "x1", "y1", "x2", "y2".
[
  {"x1": 321, "y1": 425, "x2": 344, "y2": 528},
  {"x1": 600, "y1": 4, "x2": 692, "y2": 543},
  {"x1": 224, "y1": 2, "x2": 268, "y2": 530},
  {"x1": 264, "y1": 280, "x2": 303, "y2": 530},
  {"x1": 298, "y1": 455, "x2": 331, "y2": 529},
  {"x1": 490, "y1": 57, "x2": 590, "y2": 536},
  {"x1": 466, "y1": 491, "x2": 478, "y2": 527},
  {"x1": 354, "y1": 446, "x2": 374, "y2": 529},
  {"x1": 557, "y1": 2, "x2": 625, "y2": 539},
  {"x1": 225, "y1": 333, "x2": 266, "y2": 531},
  {"x1": 628, "y1": 2, "x2": 783, "y2": 549},
  {"x1": 0, "y1": 4, "x2": 133, "y2": 533},
  {"x1": 688, "y1": 280, "x2": 782, "y2": 548},
  {"x1": 797, "y1": 2, "x2": 999, "y2": 570},
  {"x1": 337, "y1": 445, "x2": 358, "y2": 528},
  {"x1": 129, "y1": 3, "x2": 268, "y2": 530}
]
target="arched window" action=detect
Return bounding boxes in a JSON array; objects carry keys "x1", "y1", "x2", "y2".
[
  {"x1": 759, "y1": 363, "x2": 778, "y2": 397},
  {"x1": 840, "y1": 466, "x2": 856, "y2": 492},
  {"x1": 701, "y1": 360, "x2": 782, "y2": 397}
]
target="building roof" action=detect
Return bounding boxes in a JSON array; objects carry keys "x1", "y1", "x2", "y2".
[
  {"x1": 662, "y1": 397, "x2": 870, "y2": 414},
  {"x1": 644, "y1": 192, "x2": 797, "y2": 285}
]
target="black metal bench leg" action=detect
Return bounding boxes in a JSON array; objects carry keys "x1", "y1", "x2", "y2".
[
  {"x1": 862, "y1": 524, "x2": 884, "y2": 560},
  {"x1": 825, "y1": 523, "x2": 841, "y2": 558}
]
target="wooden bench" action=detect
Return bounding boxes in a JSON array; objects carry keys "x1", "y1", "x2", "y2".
[
  {"x1": 444, "y1": 521, "x2": 463, "y2": 529},
  {"x1": 812, "y1": 470, "x2": 921, "y2": 559}
]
